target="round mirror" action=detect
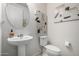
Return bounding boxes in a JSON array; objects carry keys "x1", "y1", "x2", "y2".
[{"x1": 5, "y1": 3, "x2": 30, "y2": 29}]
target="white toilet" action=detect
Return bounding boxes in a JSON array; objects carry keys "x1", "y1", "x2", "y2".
[{"x1": 40, "y1": 36, "x2": 61, "y2": 56}]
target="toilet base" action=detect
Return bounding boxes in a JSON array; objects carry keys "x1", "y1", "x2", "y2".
[
  {"x1": 40, "y1": 45, "x2": 61, "y2": 56},
  {"x1": 46, "y1": 50, "x2": 61, "y2": 56},
  {"x1": 38, "y1": 51, "x2": 61, "y2": 56}
]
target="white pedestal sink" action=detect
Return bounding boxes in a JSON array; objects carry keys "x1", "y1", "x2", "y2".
[{"x1": 7, "y1": 35, "x2": 33, "y2": 56}]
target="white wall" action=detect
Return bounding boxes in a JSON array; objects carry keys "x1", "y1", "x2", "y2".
[
  {"x1": 47, "y1": 3, "x2": 79, "y2": 56},
  {"x1": 0, "y1": 3, "x2": 2, "y2": 56},
  {"x1": 2, "y1": 3, "x2": 17, "y2": 56},
  {"x1": 1, "y1": 3, "x2": 47, "y2": 56}
]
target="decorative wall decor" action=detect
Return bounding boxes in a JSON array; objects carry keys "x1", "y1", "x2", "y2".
[
  {"x1": 35, "y1": 11, "x2": 47, "y2": 35},
  {"x1": 54, "y1": 12, "x2": 59, "y2": 18},
  {"x1": 64, "y1": 16, "x2": 71, "y2": 19},
  {"x1": 54, "y1": 4, "x2": 79, "y2": 24},
  {"x1": 77, "y1": 14, "x2": 79, "y2": 16},
  {"x1": 65, "y1": 6, "x2": 70, "y2": 11}
]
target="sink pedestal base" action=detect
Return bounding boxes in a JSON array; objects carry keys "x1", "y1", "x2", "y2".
[{"x1": 18, "y1": 45, "x2": 26, "y2": 56}]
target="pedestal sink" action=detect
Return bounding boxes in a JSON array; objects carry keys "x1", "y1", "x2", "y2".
[{"x1": 7, "y1": 35, "x2": 33, "y2": 56}]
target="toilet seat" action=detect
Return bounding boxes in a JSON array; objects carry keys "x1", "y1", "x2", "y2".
[{"x1": 45, "y1": 45, "x2": 61, "y2": 53}]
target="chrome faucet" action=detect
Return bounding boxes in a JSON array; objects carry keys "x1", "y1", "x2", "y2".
[{"x1": 17, "y1": 34, "x2": 23, "y2": 37}]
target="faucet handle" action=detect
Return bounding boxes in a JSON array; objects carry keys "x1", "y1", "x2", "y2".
[
  {"x1": 20, "y1": 34, "x2": 23, "y2": 37},
  {"x1": 17, "y1": 34, "x2": 23, "y2": 37}
]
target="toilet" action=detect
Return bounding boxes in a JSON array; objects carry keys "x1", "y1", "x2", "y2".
[{"x1": 40, "y1": 36, "x2": 61, "y2": 56}]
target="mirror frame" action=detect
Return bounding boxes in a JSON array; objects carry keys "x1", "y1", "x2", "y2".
[{"x1": 5, "y1": 3, "x2": 30, "y2": 29}]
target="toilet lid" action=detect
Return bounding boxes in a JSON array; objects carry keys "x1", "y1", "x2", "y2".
[{"x1": 45, "y1": 45, "x2": 61, "y2": 52}]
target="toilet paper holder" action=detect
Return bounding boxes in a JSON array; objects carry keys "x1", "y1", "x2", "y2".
[{"x1": 65, "y1": 40, "x2": 71, "y2": 48}]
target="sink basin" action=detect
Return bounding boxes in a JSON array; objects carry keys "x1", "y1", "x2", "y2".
[
  {"x1": 7, "y1": 35, "x2": 33, "y2": 56},
  {"x1": 8, "y1": 35, "x2": 33, "y2": 45}
]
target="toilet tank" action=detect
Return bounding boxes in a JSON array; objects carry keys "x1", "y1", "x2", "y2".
[{"x1": 40, "y1": 36, "x2": 48, "y2": 46}]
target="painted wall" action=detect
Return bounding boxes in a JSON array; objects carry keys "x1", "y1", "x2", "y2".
[
  {"x1": 0, "y1": 3, "x2": 2, "y2": 56},
  {"x1": 47, "y1": 3, "x2": 79, "y2": 56},
  {"x1": 1, "y1": 3, "x2": 47, "y2": 56},
  {"x1": 1, "y1": 3, "x2": 17, "y2": 56}
]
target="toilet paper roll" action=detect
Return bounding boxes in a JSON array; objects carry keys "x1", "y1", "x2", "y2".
[{"x1": 65, "y1": 40, "x2": 71, "y2": 47}]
